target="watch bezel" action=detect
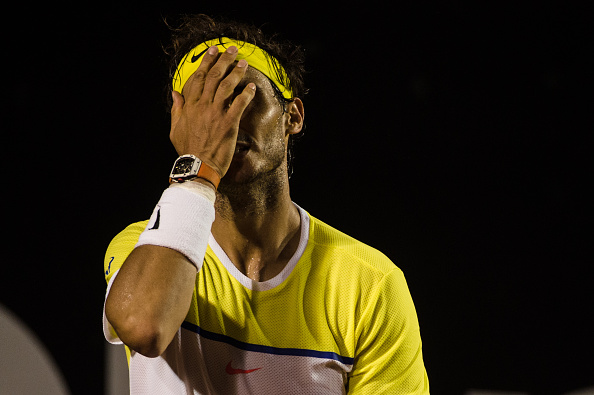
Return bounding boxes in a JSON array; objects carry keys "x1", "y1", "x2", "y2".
[{"x1": 169, "y1": 154, "x2": 202, "y2": 182}]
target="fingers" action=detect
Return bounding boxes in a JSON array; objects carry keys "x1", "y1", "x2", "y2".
[
  {"x1": 228, "y1": 82, "x2": 256, "y2": 118},
  {"x1": 182, "y1": 46, "x2": 219, "y2": 100},
  {"x1": 184, "y1": 46, "x2": 248, "y2": 106},
  {"x1": 212, "y1": 58, "x2": 249, "y2": 105},
  {"x1": 201, "y1": 46, "x2": 247, "y2": 103}
]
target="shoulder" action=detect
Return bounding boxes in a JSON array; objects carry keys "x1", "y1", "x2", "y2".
[
  {"x1": 106, "y1": 220, "x2": 149, "y2": 257},
  {"x1": 306, "y1": 212, "x2": 399, "y2": 277},
  {"x1": 104, "y1": 220, "x2": 149, "y2": 283}
]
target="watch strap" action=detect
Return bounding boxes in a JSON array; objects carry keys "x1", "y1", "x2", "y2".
[
  {"x1": 194, "y1": 161, "x2": 221, "y2": 189},
  {"x1": 169, "y1": 155, "x2": 221, "y2": 189}
]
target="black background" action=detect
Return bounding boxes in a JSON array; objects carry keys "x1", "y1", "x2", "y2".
[{"x1": 3, "y1": 2, "x2": 592, "y2": 394}]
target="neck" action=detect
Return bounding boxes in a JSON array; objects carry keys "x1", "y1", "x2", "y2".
[{"x1": 211, "y1": 167, "x2": 301, "y2": 282}]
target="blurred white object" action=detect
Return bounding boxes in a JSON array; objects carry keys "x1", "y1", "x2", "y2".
[{"x1": 0, "y1": 303, "x2": 70, "y2": 395}]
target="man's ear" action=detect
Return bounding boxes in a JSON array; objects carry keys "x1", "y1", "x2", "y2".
[{"x1": 285, "y1": 98, "x2": 305, "y2": 135}]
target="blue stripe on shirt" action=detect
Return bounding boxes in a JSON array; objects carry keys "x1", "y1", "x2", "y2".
[{"x1": 181, "y1": 321, "x2": 354, "y2": 365}]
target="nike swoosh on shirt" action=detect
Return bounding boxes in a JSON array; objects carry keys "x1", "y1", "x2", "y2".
[{"x1": 225, "y1": 361, "x2": 262, "y2": 375}]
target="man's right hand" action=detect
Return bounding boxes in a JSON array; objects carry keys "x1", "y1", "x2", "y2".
[{"x1": 169, "y1": 45, "x2": 256, "y2": 180}]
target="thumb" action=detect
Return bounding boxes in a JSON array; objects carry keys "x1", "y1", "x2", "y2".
[{"x1": 170, "y1": 90, "x2": 185, "y2": 132}]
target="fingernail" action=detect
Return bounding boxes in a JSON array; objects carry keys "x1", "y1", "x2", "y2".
[
  {"x1": 207, "y1": 46, "x2": 218, "y2": 55},
  {"x1": 237, "y1": 59, "x2": 247, "y2": 68},
  {"x1": 227, "y1": 46, "x2": 238, "y2": 54}
]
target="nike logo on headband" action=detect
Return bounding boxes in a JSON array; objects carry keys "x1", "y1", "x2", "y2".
[
  {"x1": 191, "y1": 49, "x2": 208, "y2": 63},
  {"x1": 191, "y1": 42, "x2": 232, "y2": 63}
]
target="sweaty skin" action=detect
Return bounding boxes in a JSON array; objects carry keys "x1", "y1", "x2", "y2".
[{"x1": 105, "y1": 45, "x2": 305, "y2": 358}]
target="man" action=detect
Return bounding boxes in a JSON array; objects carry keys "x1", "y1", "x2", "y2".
[{"x1": 103, "y1": 14, "x2": 429, "y2": 394}]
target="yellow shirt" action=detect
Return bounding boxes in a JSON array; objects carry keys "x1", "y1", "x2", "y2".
[{"x1": 104, "y1": 205, "x2": 429, "y2": 394}]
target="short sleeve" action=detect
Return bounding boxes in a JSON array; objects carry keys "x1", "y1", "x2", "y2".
[
  {"x1": 102, "y1": 220, "x2": 149, "y2": 343},
  {"x1": 104, "y1": 220, "x2": 149, "y2": 284},
  {"x1": 348, "y1": 268, "x2": 429, "y2": 394}
]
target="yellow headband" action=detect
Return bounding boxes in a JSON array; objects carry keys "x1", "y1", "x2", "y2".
[{"x1": 172, "y1": 37, "x2": 293, "y2": 99}]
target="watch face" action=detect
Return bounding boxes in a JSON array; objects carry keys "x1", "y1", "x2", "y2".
[
  {"x1": 173, "y1": 157, "x2": 195, "y2": 175},
  {"x1": 170, "y1": 155, "x2": 202, "y2": 181}
]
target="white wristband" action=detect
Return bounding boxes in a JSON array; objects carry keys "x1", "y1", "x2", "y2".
[
  {"x1": 171, "y1": 179, "x2": 217, "y2": 203},
  {"x1": 135, "y1": 183, "x2": 216, "y2": 270}
]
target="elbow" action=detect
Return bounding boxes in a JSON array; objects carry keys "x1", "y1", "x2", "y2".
[
  {"x1": 105, "y1": 304, "x2": 172, "y2": 358},
  {"x1": 121, "y1": 322, "x2": 170, "y2": 358}
]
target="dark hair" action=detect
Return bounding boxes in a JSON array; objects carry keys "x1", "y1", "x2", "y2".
[{"x1": 163, "y1": 14, "x2": 307, "y2": 175}]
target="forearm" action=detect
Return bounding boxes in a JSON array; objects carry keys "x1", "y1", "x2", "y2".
[
  {"x1": 105, "y1": 245, "x2": 197, "y2": 357},
  {"x1": 105, "y1": 181, "x2": 216, "y2": 357}
]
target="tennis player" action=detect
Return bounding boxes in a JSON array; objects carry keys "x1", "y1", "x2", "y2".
[{"x1": 103, "y1": 14, "x2": 429, "y2": 394}]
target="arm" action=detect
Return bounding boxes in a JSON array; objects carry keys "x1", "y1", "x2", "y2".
[
  {"x1": 104, "y1": 45, "x2": 256, "y2": 357},
  {"x1": 104, "y1": 245, "x2": 197, "y2": 357}
]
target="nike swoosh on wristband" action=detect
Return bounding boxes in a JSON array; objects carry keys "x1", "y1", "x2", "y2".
[
  {"x1": 225, "y1": 361, "x2": 262, "y2": 375},
  {"x1": 148, "y1": 207, "x2": 160, "y2": 230}
]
